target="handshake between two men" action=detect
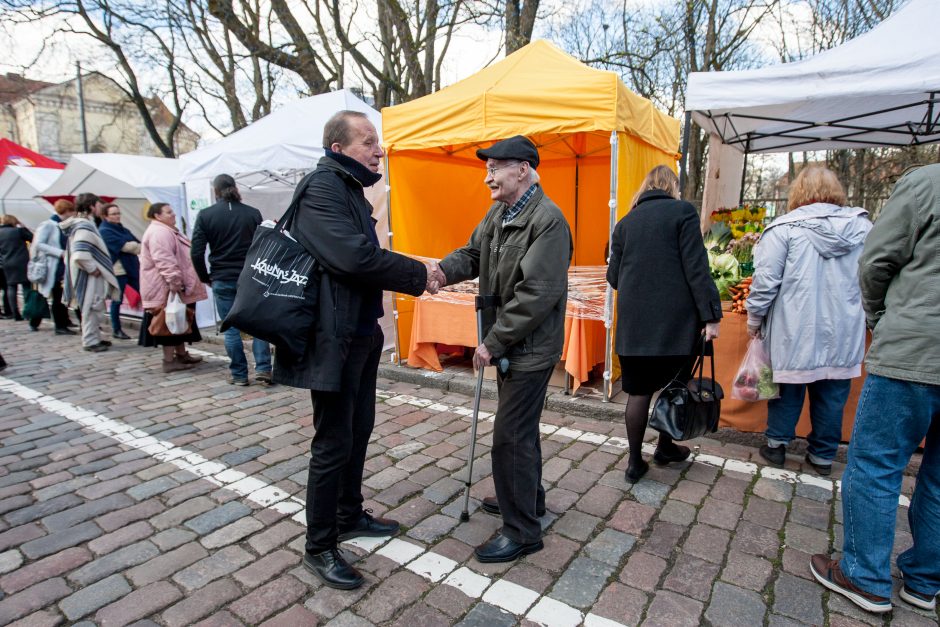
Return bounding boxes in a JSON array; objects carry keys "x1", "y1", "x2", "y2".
[{"x1": 424, "y1": 260, "x2": 446, "y2": 295}]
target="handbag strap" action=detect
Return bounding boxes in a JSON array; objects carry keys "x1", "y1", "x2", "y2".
[{"x1": 690, "y1": 335, "x2": 716, "y2": 387}]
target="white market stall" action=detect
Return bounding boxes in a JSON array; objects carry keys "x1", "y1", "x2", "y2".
[
  {"x1": 0, "y1": 166, "x2": 63, "y2": 230},
  {"x1": 685, "y1": 0, "x2": 940, "y2": 220},
  {"x1": 179, "y1": 89, "x2": 394, "y2": 341},
  {"x1": 39, "y1": 153, "x2": 185, "y2": 239}
]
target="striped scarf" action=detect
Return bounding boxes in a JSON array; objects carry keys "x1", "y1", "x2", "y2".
[{"x1": 61, "y1": 217, "x2": 120, "y2": 308}]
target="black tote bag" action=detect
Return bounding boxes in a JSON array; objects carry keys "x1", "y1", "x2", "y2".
[
  {"x1": 649, "y1": 338, "x2": 724, "y2": 441},
  {"x1": 220, "y1": 194, "x2": 319, "y2": 361}
]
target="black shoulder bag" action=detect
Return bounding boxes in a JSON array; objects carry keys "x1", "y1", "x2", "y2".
[
  {"x1": 649, "y1": 339, "x2": 724, "y2": 441},
  {"x1": 220, "y1": 187, "x2": 320, "y2": 362}
]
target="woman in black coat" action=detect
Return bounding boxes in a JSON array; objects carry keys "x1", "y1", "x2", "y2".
[
  {"x1": 607, "y1": 166, "x2": 722, "y2": 483},
  {"x1": 0, "y1": 214, "x2": 34, "y2": 322}
]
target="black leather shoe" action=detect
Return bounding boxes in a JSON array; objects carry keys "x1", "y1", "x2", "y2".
[
  {"x1": 99, "y1": 340, "x2": 112, "y2": 347},
  {"x1": 302, "y1": 549, "x2": 364, "y2": 590},
  {"x1": 83, "y1": 343, "x2": 109, "y2": 353},
  {"x1": 480, "y1": 496, "x2": 546, "y2": 518},
  {"x1": 759, "y1": 444, "x2": 786, "y2": 467},
  {"x1": 337, "y1": 510, "x2": 400, "y2": 542},
  {"x1": 804, "y1": 454, "x2": 832, "y2": 477},
  {"x1": 474, "y1": 534, "x2": 544, "y2": 563},
  {"x1": 113, "y1": 330, "x2": 132, "y2": 340},
  {"x1": 653, "y1": 444, "x2": 691, "y2": 466},
  {"x1": 625, "y1": 459, "x2": 649, "y2": 484},
  {"x1": 55, "y1": 328, "x2": 77, "y2": 336}
]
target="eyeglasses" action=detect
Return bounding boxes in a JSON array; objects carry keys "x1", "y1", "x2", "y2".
[{"x1": 486, "y1": 162, "x2": 521, "y2": 177}]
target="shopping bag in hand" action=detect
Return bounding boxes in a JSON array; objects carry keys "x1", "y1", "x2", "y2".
[
  {"x1": 164, "y1": 292, "x2": 188, "y2": 335},
  {"x1": 731, "y1": 338, "x2": 779, "y2": 401}
]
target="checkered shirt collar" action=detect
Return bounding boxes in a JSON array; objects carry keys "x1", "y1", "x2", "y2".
[{"x1": 502, "y1": 183, "x2": 538, "y2": 225}]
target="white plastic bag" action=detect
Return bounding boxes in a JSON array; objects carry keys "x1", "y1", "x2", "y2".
[
  {"x1": 731, "y1": 338, "x2": 780, "y2": 401},
  {"x1": 165, "y1": 292, "x2": 188, "y2": 335}
]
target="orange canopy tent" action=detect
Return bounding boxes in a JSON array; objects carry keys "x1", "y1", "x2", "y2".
[{"x1": 381, "y1": 40, "x2": 681, "y2": 397}]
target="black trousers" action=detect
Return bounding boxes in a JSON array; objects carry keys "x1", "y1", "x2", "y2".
[
  {"x1": 493, "y1": 364, "x2": 552, "y2": 544},
  {"x1": 50, "y1": 281, "x2": 70, "y2": 329},
  {"x1": 305, "y1": 329, "x2": 383, "y2": 554}
]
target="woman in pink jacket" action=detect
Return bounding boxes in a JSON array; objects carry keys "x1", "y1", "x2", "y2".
[{"x1": 139, "y1": 203, "x2": 208, "y2": 372}]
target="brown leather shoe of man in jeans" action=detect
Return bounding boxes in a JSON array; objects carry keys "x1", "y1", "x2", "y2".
[{"x1": 810, "y1": 554, "x2": 892, "y2": 613}]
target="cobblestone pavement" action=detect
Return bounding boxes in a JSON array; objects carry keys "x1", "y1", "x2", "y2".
[{"x1": 0, "y1": 320, "x2": 936, "y2": 627}]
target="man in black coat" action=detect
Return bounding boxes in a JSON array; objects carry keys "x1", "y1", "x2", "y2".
[
  {"x1": 273, "y1": 110, "x2": 435, "y2": 590},
  {"x1": 190, "y1": 175, "x2": 271, "y2": 386}
]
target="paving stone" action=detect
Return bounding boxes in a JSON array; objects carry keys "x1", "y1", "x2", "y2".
[
  {"x1": 642, "y1": 521, "x2": 685, "y2": 559},
  {"x1": 20, "y1": 521, "x2": 102, "y2": 559},
  {"x1": 753, "y1": 478, "x2": 793, "y2": 502},
  {"x1": 0, "y1": 547, "x2": 91, "y2": 594},
  {"x1": 127, "y1": 476, "x2": 179, "y2": 501},
  {"x1": 233, "y1": 550, "x2": 296, "y2": 588},
  {"x1": 248, "y1": 520, "x2": 304, "y2": 555},
  {"x1": 173, "y1": 545, "x2": 254, "y2": 591},
  {"x1": 684, "y1": 462, "x2": 719, "y2": 484},
  {"x1": 68, "y1": 540, "x2": 160, "y2": 586},
  {"x1": 201, "y1": 517, "x2": 264, "y2": 549},
  {"x1": 126, "y1": 542, "x2": 209, "y2": 587},
  {"x1": 423, "y1": 477, "x2": 464, "y2": 504},
  {"x1": 795, "y1": 482, "x2": 834, "y2": 503},
  {"x1": 744, "y1": 496, "x2": 788, "y2": 529},
  {"x1": 358, "y1": 570, "x2": 429, "y2": 623},
  {"x1": 42, "y1": 493, "x2": 133, "y2": 532},
  {"x1": 325, "y1": 610, "x2": 373, "y2": 627},
  {"x1": 76, "y1": 476, "x2": 140, "y2": 500},
  {"x1": 387, "y1": 601, "x2": 449, "y2": 627},
  {"x1": 630, "y1": 479, "x2": 671, "y2": 507},
  {"x1": 720, "y1": 550, "x2": 774, "y2": 591},
  {"x1": 784, "y1": 522, "x2": 830, "y2": 554},
  {"x1": 773, "y1": 572, "x2": 825, "y2": 625},
  {"x1": 619, "y1": 551, "x2": 668, "y2": 592},
  {"x1": 59, "y1": 573, "x2": 132, "y2": 621},
  {"x1": 363, "y1": 466, "x2": 409, "y2": 490},
  {"x1": 304, "y1": 578, "x2": 372, "y2": 619},
  {"x1": 425, "y1": 582, "x2": 475, "y2": 619},
  {"x1": 151, "y1": 496, "x2": 216, "y2": 530},
  {"x1": 95, "y1": 499, "x2": 166, "y2": 532},
  {"x1": 6, "y1": 608, "x2": 64, "y2": 627},
  {"x1": 608, "y1": 500, "x2": 656, "y2": 536},
  {"x1": 0, "y1": 495, "x2": 32, "y2": 518},
  {"x1": 185, "y1": 501, "x2": 252, "y2": 535},
  {"x1": 87, "y1": 521, "x2": 154, "y2": 556},
  {"x1": 705, "y1": 581, "x2": 767, "y2": 626},
  {"x1": 259, "y1": 605, "x2": 321, "y2": 627},
  {"x1": 549, "y1": 556, "x2": 613, "y2": 608},
  {"x1": 663, "y1": 553, "x2": 720, "y2": 601},
  {"x1": 151, "y1": 528, "x2": 198, "y2": 552},
  {"x1": 0, "y1": 577, "x2": 72, "y2": 625},
  {"x1": 682, "y1": 524, "x2": 731, "y2": 564},
  {"x1": 574, "y1": 484, "x2": 623, "y2": 518},
  {"x1": 590, "y1": 581, "x2": 647, "y2": 625},
  {"x1": 710, "y1": 476, "x2": 749, "y2": 504},
  {"x1": 384, "y1": 497, "x2": 439, "y2": 527},
  {"x1": 4, "y1": 494, "x2": 82, "y2": 526},
  {"x1": 32, "y1": 476, "x2": 96, "y2": 502},
  {"x1": 789, "y1": 496, "x2": 832, "y2": 531},
  {"x1": 584, "y1": 528, "x2": 636, "y2": 567},
  {"x1": 730, "y1": 520, "x2": 781, "y2": 560},
  {"x1": 407, "y1": 514, "x2": 460, "y2": 543},
  {"x1": 522, "y1": 533, "x2": 578, "y2": 573},
  {"x1": 220, "y1": 445, "x2": 268, "y2": 466},
  {"x1": 456, "y1": 602, "x2": 516, "y2": 627},
  {"x1": 94, "y1": 581, "x2": 183, "y2": 627},
  {"x1": 697, "y1": 496, "x2": 744, "y2": 530},
  {"x1": 658, "y1": 499, "x2": 697, "y2": 526},
  {"x1": 0, "y1": 550, "x2": 23, "y2": 576},
  {"x1": 229, "y1": 575, "x2": 307, "y2": 624},
  {"x1": 642, "y1": 590, "x2": 704, "y2": 627},
  {"x1": 161, "y1": 578, "x2": 243, "y2": 627},
  {"x1": 552, "y1": 510, "x2": 602, "y2": 542}
]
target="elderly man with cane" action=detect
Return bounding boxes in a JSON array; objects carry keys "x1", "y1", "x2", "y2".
[{"x1": 431, "y1": 135, "x2": 572, "y2": 563}]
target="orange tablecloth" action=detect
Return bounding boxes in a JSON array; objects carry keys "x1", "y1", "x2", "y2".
[
  {"x1": 406, "y1": 293, "x2": 607, "y2": 391},
  {"x1": 715, "y1": 313, "x2": 865, "y2": 441}
]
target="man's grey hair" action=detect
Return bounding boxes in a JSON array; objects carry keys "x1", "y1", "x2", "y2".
[
  {"x1": 323, "y1": 110, "x2": 369, "y2": 149},
  {"x1": 526, "y1": 164, "x2": 540, "y2": 185}
]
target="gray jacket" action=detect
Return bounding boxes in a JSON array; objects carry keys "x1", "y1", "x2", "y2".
[
  {"x1": 746, "y1": 203, "x2": 871, "y2": 383},
  {"x1": 860, "y1": 164, "x2": 940, "y2": 385},
  {"x1": 31, "y1": 219, "x2": 65, "y2": 297},
  {"x1": 440, "y1": 185, "x2": 572, "y2": 372}
]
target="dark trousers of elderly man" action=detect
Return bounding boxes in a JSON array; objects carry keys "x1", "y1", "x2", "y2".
[{"x1": 437, "y1": 134, "x2": 573, "y2": 563}]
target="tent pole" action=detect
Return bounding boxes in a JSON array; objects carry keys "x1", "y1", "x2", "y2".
[
  {"x1": 738, "y1": 139, "x2": 750, "y2": 205},
  {"x1": 679, "y1": 111, "x2": 692, "y2": 193},
  {"x1": 603, "y1": 131, "x2": 619, "y2": 403},
  {"x1": 383, "y1": 154, "x2": 403, "y2": 366}
]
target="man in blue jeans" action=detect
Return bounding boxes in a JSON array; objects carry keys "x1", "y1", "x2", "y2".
[
  {"x1": 191, "y1": 174, "x2": 271, "y2": 385},
  {"x1": 811, "y1": 164, "x2": 940, "y2": 614}
]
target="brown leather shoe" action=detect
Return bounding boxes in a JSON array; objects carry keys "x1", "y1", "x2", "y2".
[
  {"x1": 162, "y1": 359, "x2": 196, "y2": 373},
  {"x1": 176, "y1": 352, "x2": 203, "y2": 364},
  {"x1": 810, "y1": 554, "x2": 891, "y2": 613}
]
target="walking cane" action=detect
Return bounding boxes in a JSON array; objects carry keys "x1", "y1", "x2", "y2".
[{"x1": 460, "y1": 295, "x2": 508, "y2": 522}]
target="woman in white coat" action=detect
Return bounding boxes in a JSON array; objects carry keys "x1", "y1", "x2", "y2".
[
  {"x1": 746, "y1": 166, "x2": 871, "y2": 476},
  {"x1": 31, "y1": 199, "x2": 78, "y2": 334}
]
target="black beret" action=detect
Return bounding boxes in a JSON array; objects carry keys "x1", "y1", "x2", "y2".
[{"x1": 476, "y1": 135, "x2": 539, "y2": 169}]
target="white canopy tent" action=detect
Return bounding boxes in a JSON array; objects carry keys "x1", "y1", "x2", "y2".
[
  {"x1": 179, "y1": 89, "x2": 394, "y2": 341},
  {"x1": 0, "y1": 166, "x2": 62, "y2": 230},
  {"x1": 685, "y1": 0, "x2": 940, "y2": 215},
  {"x1": 39, "y1": 153, "x2": 184, "y2": 239}
]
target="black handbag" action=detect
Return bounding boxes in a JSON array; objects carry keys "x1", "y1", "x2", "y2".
[
  {"x1": 22, "y1": 288, "x2": 50, "y2": 320},
  {"x1": 220, "y1": 192, "x2": 319, "y2": 361},
  {"x1": 649, "y1": 339, "x2": 724, "y2": 441}
]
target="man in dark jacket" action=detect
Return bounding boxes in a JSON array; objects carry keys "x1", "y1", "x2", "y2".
[
  {"x1": 274, "y1": 111, "x2": 432, "y2": 590},
  {"x1": 433, "y1": 135, "x2": 573, "y2": 563},
  {"x1": 190, "y1": 175, "x2": 271, "y2": 386}
]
